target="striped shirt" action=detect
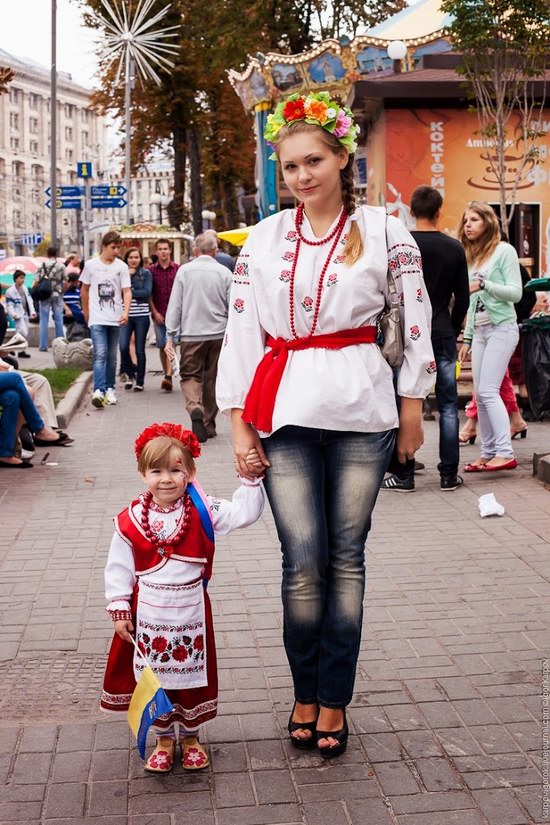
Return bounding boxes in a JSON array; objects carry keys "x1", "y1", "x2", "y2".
[{"x1": 129, "y1": 298, "x2": 150, "y2": 318}]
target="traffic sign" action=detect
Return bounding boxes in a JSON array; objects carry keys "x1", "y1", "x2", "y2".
[
  {"x1": 45, "y1": 198, "x2": 82, "y2": 210},
  {"x1": 45, "y1": 185, "x2": 84, "y2": 197},
  {"x1": 91, "y1": 184, "x2": 127, "y2": 197},
  {"x1": 91, "y1": 197, "x2": 127, "y2": 209},
  {"x1": 21, "y1": 233, "x2": 43, "y2": 246},
  {"x1": 77, "y1": 162, "x2": 92, "y2": 178}
]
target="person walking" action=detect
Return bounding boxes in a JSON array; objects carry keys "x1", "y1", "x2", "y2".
[
  {"x1": 149, "y1": 239, "x2": 179, "y2": 392},
  {"x1": 165, "y1": 233, "x2": 232, "y2": 443},
  {"x1": 119, "y1": 247, "x2": 152, "y2": 392},
  {"x1": 34, "y1": 246, "x2": 66, "y2": 351},
  {"x1": 216, "y1": 93, "x2": 433, "y2": 757},
  {"x1": 204, "y1": 229, "x2": 235, "y2": 273},
  {"x1": 80, "y1": 231, "x2": 131, "y2": 409},
  {"x1": 382, "y1": 185, "x2": 469, "y2": 492},
  {"x1": 458, "y1": 201, "x2": 522, "y2": 472},
  {"x1": 5, "y1": 270, "x2": 36, "y2": 357}
]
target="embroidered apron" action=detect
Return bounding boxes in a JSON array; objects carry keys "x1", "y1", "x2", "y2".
[{"x1": 134, "y1": 577, "x2": 208, "y2": 690}]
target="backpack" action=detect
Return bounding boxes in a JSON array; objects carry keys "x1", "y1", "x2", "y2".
[{"x1": 32, "y1": 263, "x2": 54, "y2": 301}]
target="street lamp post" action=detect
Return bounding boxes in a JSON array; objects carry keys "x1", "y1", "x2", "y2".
[
  {"x1": 201, "y1": 210, "x2": 216, "y2": 231},
  {"x1": 50, "y1": 0, "x2": 57, "y2": 247}
]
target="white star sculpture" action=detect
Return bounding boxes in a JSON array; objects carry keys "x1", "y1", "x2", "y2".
[{"x1": 93, "y1": 0, "x2": 180, "y2": 86}]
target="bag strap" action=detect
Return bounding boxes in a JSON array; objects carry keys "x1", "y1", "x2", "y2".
[{"x1": 385, "y1": 215, "x2": 398, "y2": 297}]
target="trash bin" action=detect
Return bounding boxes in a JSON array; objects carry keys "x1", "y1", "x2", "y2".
[{"x1": 522, "y1": 315, "x2": 550, "y2": 420}]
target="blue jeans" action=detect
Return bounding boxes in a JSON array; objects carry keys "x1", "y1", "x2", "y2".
[
  {"x1": 90, "y1": 325, "x2": 120, "y2": 393},
  {"x1": 119, "y1": 316, "x2": 150, "y2": 386},
  {"x1": 261, "y1": 425, "x2": 395, "y2": 708},
  {"x1": 0, "y1": 372, "x2": 44, "y2": 457},
  {"x1": 39, "y1": 296, "x2": 64, "y2": 350},
  {"x1": 433, "y1": 336, "x2": 460, "y2": 476}
]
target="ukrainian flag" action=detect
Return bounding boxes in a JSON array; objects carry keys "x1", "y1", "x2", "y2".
[{"x1": 128, "y1": 644, "x2": 174, "y2": 759}]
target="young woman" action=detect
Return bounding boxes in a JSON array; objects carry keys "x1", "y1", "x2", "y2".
[
  {"x1": 216, "y1": 93, "x2": 434, "y2": 757},
  {"x1": 458, "y1": 202, "x2": 522, "y2": 471},
  {"x1": 120, "y1": 248, "x2": 152, "y2": 391}
]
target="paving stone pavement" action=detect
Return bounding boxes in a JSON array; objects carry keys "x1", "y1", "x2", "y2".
[{"x1": 0, "y1": 367, "x2": 549, "y2": 825}]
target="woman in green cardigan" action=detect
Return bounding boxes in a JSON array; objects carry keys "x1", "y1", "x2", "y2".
[{"x1": 458, "y1": 202, "x2": 522, "y2": 472}]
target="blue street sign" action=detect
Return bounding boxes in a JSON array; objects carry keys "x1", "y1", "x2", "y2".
[
  {"x1": 45, "y1": 185, "x2": 84, "y2": 197},
  {"x1": 91, "y1": 197, "x2": 127, "y2": 209},
  {"x1": 21, "y1": 233, "x2": 43, "y2": 246},
  {"x1": 77, "y1": 162, "x2": 92, "y2": 178},
  {"x1": 91, "y1": 184, "x2": 127, "y2": 197},
  {"x1": 45, "y1": 198, "x2": 82, "y2": 210}
]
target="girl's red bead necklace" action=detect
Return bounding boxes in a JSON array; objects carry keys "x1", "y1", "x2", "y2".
[
  {"x1": 140, "y1": 491, "x2": 193, "y2": 557},
  {"x1": 290, "y1": 203, "x2": 348, "y2": 340}
]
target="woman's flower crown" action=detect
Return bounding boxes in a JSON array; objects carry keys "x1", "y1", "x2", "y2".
[
  {"x1": 134, "y1": 422, "x2": 201, "y2": 460},
  {"x1": 264, "y1": 92, "x2": 360, "y2": 156}
]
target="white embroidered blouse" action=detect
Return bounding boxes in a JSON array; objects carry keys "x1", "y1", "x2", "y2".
[
  {"x1": 105, "y1": 481, "x2": 264, "y2": 612},
  {"x1": 216, "y1": 205, "x2": 435, "y2": 435}
]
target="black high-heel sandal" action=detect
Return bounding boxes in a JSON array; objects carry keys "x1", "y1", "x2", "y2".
[
  {"x1": 316, "y1": 710, "x2": 349, "y2": 759},
  {"x1": 288, "y1": 702, "x2": 317, "y2": 750},
  {"x1": 510, "y1": 427, "x2": 528, "y2": 440}
]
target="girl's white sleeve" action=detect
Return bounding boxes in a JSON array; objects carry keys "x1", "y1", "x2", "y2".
[
  {"x1": 104, "y1": 530, "x2": 136, "y2": 612},
  {"x1": 208, "y1": 480, "x2": 265, "y2": 536},
  {"x1": 216, "y1": 229, "x2": 267, "y2": 413},
  {"x1": 386, "y1": 216, "x2": 436, "y2": 399}
]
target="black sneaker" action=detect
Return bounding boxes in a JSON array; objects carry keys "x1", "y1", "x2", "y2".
[
  {"x1": 381, "y1": 474, "x2": 415, "y2": 492},
  {"x1": 190, "y1": 408, "x2": 208, "y2": 443},
  {"x1": 440, "y1": 474, "x2": 464, "y2": 491}
]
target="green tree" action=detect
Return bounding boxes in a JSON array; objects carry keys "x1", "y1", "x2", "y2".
[{"x1": 441, "y1": 0, "x2": 549, "y2": 236}]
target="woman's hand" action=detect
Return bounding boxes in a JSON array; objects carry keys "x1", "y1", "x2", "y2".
[
  {"x1": 231, "y1": 409, "x2": 270, "y2": 479},
  {"x1": 458, "y1": 344, "x2": 471, "y2": 364},
  {"x1": 164, "y1": 340, "x2": 176, "y2": 361},
  {"x1": 114, "y1": 619, "x2": 134, "y2": 643},
  {"x1": 469, "y1": 279, "x2": 481, "y2": 293},
  {"x1": 396, "y1": 398, "x2": 424, "y2": 463}
]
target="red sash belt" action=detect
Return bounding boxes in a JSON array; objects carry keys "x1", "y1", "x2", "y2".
[{"x1": 242, "y1": 326, "x2": 378, "y2": 433}]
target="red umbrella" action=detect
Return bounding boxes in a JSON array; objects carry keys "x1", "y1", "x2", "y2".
[{"x1": 0, "y1": 256, "x2": 41, "y2": 274}]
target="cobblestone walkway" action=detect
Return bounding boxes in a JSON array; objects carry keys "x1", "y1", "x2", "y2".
[{"x1": 0, "y1": 374, "x2": 548, "y2": 824}]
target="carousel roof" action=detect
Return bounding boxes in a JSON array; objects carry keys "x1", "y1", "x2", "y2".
[{"x1": 368, "y1": 0, "x2": 452, "y2": 41}]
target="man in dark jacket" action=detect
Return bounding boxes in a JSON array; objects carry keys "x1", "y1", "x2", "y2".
[{"x1": 382, "y1": 185, "x2": 470, "y2": 492}]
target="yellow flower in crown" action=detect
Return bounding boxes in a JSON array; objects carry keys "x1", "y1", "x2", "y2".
[
  {"x1": 304, "y1": 97, "x2": 328, "y2": 124},
  {"x1": 266, "y1": 113, "x2": 283, "y2": 136}
]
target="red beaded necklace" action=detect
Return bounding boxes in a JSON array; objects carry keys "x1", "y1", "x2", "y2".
[
  {"x1": 289, "y1": 203, "x2": 348, "y2": 339},
  {"x1": 140, "y1": 491, "x2": 193, "y2": 557}
]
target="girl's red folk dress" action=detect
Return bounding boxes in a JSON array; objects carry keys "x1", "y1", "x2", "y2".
[{"x1": 101, "y1": 499, "x2": 218, "y2": 729}]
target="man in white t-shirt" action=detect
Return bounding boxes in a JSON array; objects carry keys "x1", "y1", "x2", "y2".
[{"x1": 80, "y1": 231, "x2": 131, "y2": 408}]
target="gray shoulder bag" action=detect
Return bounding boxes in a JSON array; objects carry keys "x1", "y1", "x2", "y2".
[{"x1": 378, "y1": 217, "x2": 404, "y2": 368}]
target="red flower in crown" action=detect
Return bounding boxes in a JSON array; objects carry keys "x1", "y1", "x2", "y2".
[
  {"x1": 283, "y1": 98, "x2": 306, "y2": 121},
  {"x1": 134, "y1": 422, "x2": 201, "y2": 460}
]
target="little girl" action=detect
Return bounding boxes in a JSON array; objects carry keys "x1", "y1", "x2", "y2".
[{"x1": 101, "y1": 421, "x2": 264, "y2": 772}]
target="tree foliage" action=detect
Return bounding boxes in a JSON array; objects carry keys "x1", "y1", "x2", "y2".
[
  {"x1": 441, "y1": 0, "x2": 549, "y2": 234},
  {"x1": 76, "y1": 0, "x2": 406, "y2": 231}
]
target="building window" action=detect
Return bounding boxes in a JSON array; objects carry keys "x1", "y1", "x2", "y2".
[
  {"x1": 9, "y1": 88, "x2": 20, "y2": 104},
  {"x1": 65, "y1": 126, "x2": 73, "y2": 141},
  {"x1": 29, "y1": 94, "x2": 40, "y2": 109},
  {"x1": 10, "y1": 137, "x2": 19, "y2": 151},
  {"x1": 30, "y1": 140, "x2": 39, "y2": 154},
  {"x1": 64, "y1": 103, "x2": 73, "y2": 118},
  {"x1": 29, "y1": 117, "x2": 39, "y2": 134},
  {"x1": 31, "y1": 188, "x2": 41, "y2": 204},
  {"x1": 13, "y1": 209, "x2": 22, "y2": 226},
  {"x1": 82, "y1": 109, "x2": 89, "y2": 123},
  {"x1": 10, "y1": 112, "x2": 19, "y2": 130},
  {"x1": 82, "y1": 130, "x2": 89, "y2": 147},
  {"x1": 66, "y1": 149, "x2": 73, "y2": 163}
]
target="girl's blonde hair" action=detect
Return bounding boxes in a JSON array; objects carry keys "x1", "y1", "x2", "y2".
[
  {"x1": 137, "y1": 435, "x2": 196, "y2": 476},
  {"x1": 274, "y1": 120, "x2": 363, "y2": 266},
  {"x1": 458, "y1": 201, "x2": 501, "y2": 267}
]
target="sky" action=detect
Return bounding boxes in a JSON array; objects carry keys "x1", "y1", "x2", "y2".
[{"x1": 1, "y1": 0, "x2": 99, "y2": 88}]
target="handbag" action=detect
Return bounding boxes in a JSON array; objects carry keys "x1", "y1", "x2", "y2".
[{"x1": 379, "y1": 217, "x2": 404, "y2": 368}]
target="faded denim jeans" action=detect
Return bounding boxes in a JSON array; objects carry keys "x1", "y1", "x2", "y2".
[
  {"x1": 472, "y1": 322, "x2": 519, "y2": 459},
  {"x1": 261, "y1": 425, "x2": 395, "y2": 708}
]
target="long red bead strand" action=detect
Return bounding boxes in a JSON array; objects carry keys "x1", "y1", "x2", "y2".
[{"x1": 289, "y1": 203, "x2": 348, "y2": 340}]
